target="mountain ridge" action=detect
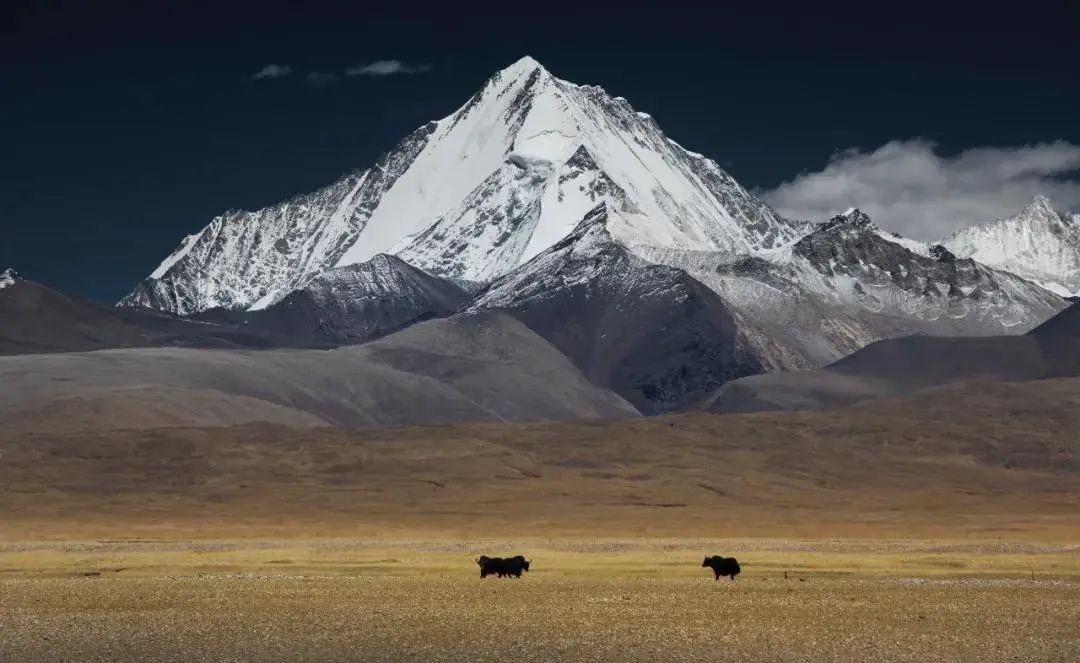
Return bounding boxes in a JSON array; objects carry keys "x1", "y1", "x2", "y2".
[{"x1": 632, "y1": 207, "x2": 1066, "y2": 371}]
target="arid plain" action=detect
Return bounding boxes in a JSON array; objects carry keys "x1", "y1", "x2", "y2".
[{"x1": 2, "y1": 377, "x2": 1079, "y2": 661}]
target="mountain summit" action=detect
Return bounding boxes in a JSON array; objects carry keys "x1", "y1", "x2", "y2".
[
  {"x1": 941, "y1": 195, "x2": 1080, "y2": 297},
  {"x1": 121, "y1": 56, "x2": 804, "y2": 314}
]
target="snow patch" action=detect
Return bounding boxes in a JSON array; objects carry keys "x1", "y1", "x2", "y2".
[
  {"x1": 150, "y1": 228, "x2": 207, "y2": 279},
  {"x1": 510, "y1": 130, "x2": 580, "y2": 164},
  {"x1": 873, "y1": 228, "x2": 932, "y2": 257},
  {"x1": 0, "y1": 268, "x2": 16, "y2": 290}
]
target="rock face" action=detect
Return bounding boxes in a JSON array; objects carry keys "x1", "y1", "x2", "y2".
[
  {"x1": 470, "y1": 205, "x2": 763, "y2": 414},
  {"x1": 942, "y1": 195, "x2": 1080, "y2": 298},
  {"x1": 121, "y1": 56, "x2": 804, "y2": 314}
]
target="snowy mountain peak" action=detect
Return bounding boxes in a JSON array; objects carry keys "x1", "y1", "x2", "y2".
[
  {"x1": 941, "y1": 195, "x2": 1080, "y2": 297},
  {"x1": 113, "y1": 58, "x2": 852, "y2": 314},
  {"x1": 334, "y1": 56, "x2": 806, "y2": 279},
  {"x1": 1005, "y1": 194, "x2": 1067, "y2": 230},
  {"x1": 824, "y1": 208, "x2": 874, "y2": 229},
  {"x1": 1027, "y1": 193, "x2": 1055, "y2": 214},
  {"x1": 365, "y1": 252, "x2": 403, "y2": 269},
  {"x1": 125, "y1": 55, "x2": 806, "y2": 313},
  {"x1": 495, "y1": 55, "x2": 546, "y2": 80},
  {"x1": 0, "y1": 268, "x2": 18, "y2": 290}
]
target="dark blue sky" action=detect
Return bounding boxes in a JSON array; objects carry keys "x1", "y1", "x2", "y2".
[{"x1": 3, "y1": 1, "x2": 1079, "y2": 302}]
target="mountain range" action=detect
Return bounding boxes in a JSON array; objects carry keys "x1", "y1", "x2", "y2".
[{"x1": 6, "y1": 57, "x2": 1080, "y2": 421}]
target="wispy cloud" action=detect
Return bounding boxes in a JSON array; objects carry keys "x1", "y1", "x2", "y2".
[
  {"x1": 251, "y1": 64, "x2": 293, "y2": 80},
  {"x1": 760, "y1": 140, "x2": 1080, "y2": 240},
  {"x1": 305, "y1": 71, "x2": 340, "y2": 86},
  {"x1": 345, "y1": 60, "x2": 433, "y2": 77}
]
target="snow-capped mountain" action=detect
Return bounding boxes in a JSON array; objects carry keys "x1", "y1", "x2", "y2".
[
  {"x1": 941, "y1": 195, "x2": 1080, "y2": 298},
  {"x1": 119, "y1": 56, "x2": 1069, "y2": 398},
  {"x1": 197, "y1": 254, "x2": 472, "y2": 345},
  {"x1": 630, "y1": 209, "x2": 1067, "y2": 370},
  {"x1": 122, "y1": 56, "x2": 805, "y2": 314},
  {"x1": 470, "y1": 203, "x2": 763, "y2": 414}
]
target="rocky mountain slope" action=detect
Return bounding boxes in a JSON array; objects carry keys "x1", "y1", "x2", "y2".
[
  {"x1": 941, "y1": 194, "x2": 1080, "y2": 298},
  {"x1": 469, "y1": 204, "x2": 763, "y2": 414},
  {"x1": 634, "y1": 209, "x2": 1065, "y2": 371},
  {"x1": 194, "y1": 254, "x2": 472, "y2": 346}
]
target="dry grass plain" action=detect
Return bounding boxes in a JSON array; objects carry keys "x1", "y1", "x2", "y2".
[
  {"x1": 2, "y1": 378, "x2": 1079, "y2": 660},
  {"x1": 2, "y1": 540, "x2": 1079, "y2": 662}
]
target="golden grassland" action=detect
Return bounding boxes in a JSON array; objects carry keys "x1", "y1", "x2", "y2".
[
  {"x1": 4, "y1": 538, "x2": 1080, "y2": 580},
  {"x1": 2, "y1": 539, "x2": 1079, "y2": 662}
]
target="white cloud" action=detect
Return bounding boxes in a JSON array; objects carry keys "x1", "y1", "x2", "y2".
[
  {"x1": 345, "y1": 60, "x2": 432, "y2": 76},
  {"x1": 251, "y1": 64, "x2": 293, "y2": 80},
  {"x1": 760, "y1": 140, "x2": 1080, "y2": 240}
]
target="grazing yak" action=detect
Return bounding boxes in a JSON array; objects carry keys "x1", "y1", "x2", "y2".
[
  {"x1": 476, "y1": 555, "x2": 503, "y2": 578},
  {"x1": 502, "y1": 555, "x2": 530, "y2": 578},
  {"x1": 475, "y1": 555, "x2": 531, "y2": 578},
  {"x1": 702, "y1": 555, "x2": 741, "y2": 580}
]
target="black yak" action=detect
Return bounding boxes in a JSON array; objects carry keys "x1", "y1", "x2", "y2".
[
  {"x1": 502, "y1": 555, "x2": 531, "y2": 578},
  {"x1": 475, "y1": 555, "x2": 531, "y2": 578},
  {"x1": 476, "y1": 555, "x2": 504, "y2": 578},
  {"x1": 702, "y1": 555, "x2": 740, "y2": 580}
]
